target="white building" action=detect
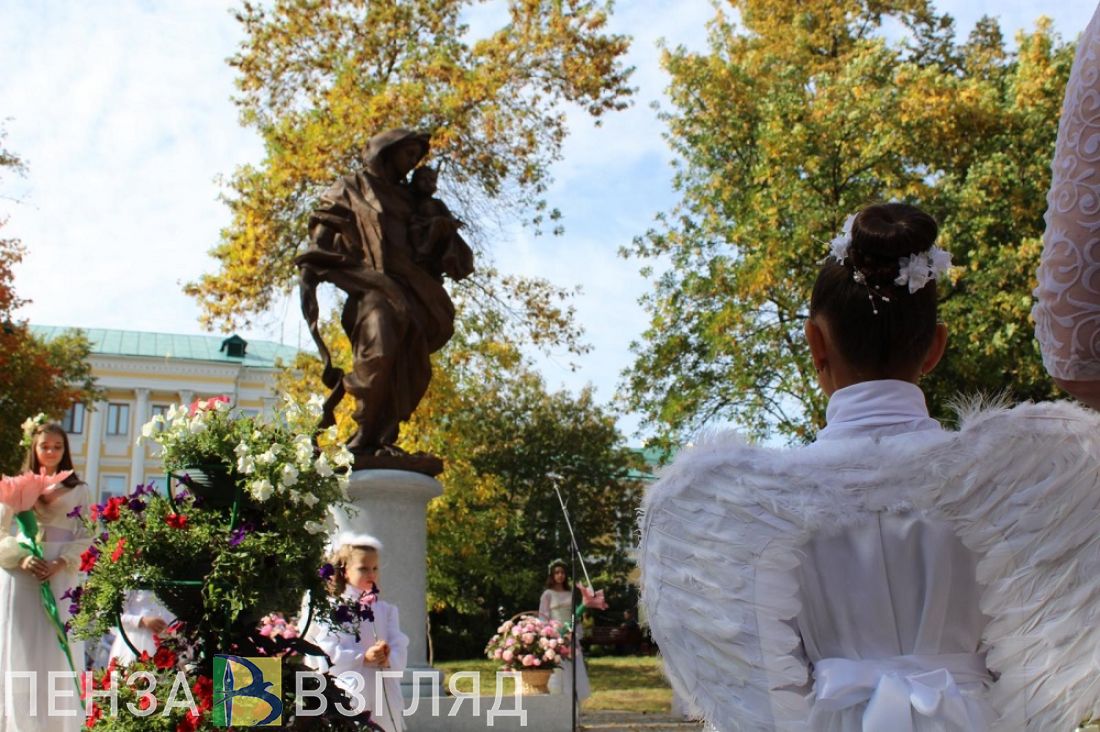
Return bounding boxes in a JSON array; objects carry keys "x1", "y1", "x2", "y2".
[{"x1": 32, "y1": 326, "x2": 301, "y2": 503}]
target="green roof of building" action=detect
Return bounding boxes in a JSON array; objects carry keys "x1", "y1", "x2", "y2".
[{"x1": 31, "y1": 325, "x2": 303, "y2": 369}]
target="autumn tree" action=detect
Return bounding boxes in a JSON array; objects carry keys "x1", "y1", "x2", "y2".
[
  {"x1": 188, "y1": 0, "x2": 632, "y2": 355},
  {"x1": 278, "y1": 312, "x2": 642, "y2": 659},
  {"x1": 622, "y1": 0, "x2": 1074, "y2": 447},
  {"x1": 0, "y1": 127, "x2": 97, "y2": 473}
]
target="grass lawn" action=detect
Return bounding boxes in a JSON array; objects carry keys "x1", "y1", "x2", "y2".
[{"x1": 435, "y1": 655, "x2": 672, "y2": 714}]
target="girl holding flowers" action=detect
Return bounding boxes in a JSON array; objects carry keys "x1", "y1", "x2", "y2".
[
  {"x1": 0, "y1": 421, "x2": 92, "y2": 730},
  {"x1": 304, "y1": 534, "x2": 408, "y2": 732}
]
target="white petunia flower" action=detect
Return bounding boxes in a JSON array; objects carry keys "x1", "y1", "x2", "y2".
[
  {"x1": 288, "y1": 489, "x2": 302, "y2": 504},
  {"x1": 256, "y1": 449, "x2": 278, "y2": 467},
  {"x1": 304, "y1": 521, "x2": 325, "y2": 534},
  {"x1": 280, "y1": 464, "x2": 299, "y2": 488},
  {"x1": 234, "y1": 441, "x2": 251, "y2": 457},
  {"x1": 250, "y1": 479, "x2": 275, "y2": 502},
  {"x1": 188, "y1": 419, "x2": 207, "y2": 435},
  {"x1": 314, "y1": 454, "x2": 334, "y2": 478},
  {"x1": 237, "y1": 455, "x2": 256, "y2": 475},
  {"x1": 301, "y1": 493, "x2": 320, "y2": 508}
]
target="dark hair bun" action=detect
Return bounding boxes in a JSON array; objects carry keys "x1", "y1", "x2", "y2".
[{"x1": 848, "y1": 203, "x2": 938, "y2": 288}]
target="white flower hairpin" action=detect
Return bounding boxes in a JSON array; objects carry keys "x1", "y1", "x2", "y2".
[
  {"x1": 828, "y1": 214, "x2": 856, "y2": 264},
  {"x1": 895, "y1": 246, "x2": 952, "y2": 293},
  {"x1": 826, "y1": 214, "x2": 952, "y2": 294}
]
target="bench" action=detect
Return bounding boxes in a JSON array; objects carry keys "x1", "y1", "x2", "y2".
[{"x1": 580, "y1": 624, "x2": 646, "y2": 654}]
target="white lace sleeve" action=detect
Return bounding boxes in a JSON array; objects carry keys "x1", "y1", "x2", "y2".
[{"x1": 1033, "y1": 4, "x2": 1100, "y2": 381}]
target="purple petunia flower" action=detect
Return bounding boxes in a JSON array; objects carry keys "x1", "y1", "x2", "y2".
[
  {"x1": 60, "y1": 586, "x2": 82, "y2": 615},
  {"x1": 66, "y1": 506, "x2": 82, "y2": 519},
  {"x1": 333, "y1": 606, "x2": 352, "y2": 624},
  {"x1": 317, "y1": 563, "x2": 335, "y2": 580},
  {"x1": 128, "y1": 498, "x2": 146, "y2": 513},
  {"x1": 229, "y1": 522, "x2": 254, "y2": 548},
  {"x1": 98, "y1": 532, "x2": 109, "y2": 544}
]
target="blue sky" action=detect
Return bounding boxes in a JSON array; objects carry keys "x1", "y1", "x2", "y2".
[{"x1": 0, "y1": 0, "x2": 1094, "y2": 438}]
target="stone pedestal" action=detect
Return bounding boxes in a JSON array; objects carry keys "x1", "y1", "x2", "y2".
[{"x1": 331, "y1": 469, "x2": 442, "y2": 671}]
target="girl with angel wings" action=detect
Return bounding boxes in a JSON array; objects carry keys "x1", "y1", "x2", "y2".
[{"x1": 640, "y1": 200, "x2": 1100, "y2": 731}]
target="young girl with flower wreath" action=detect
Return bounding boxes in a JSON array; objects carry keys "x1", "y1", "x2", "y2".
[
  {"x1": 539, "y1": 559, "x2": 590, "y2": 702},
  {"x1": 0, "y1": 421, "x2": 92, "y2": 730},
  {"x1": 640, "y1": 203, "x2": 1100, "y2": 731},
  {"x1": 303, "y1": 534, "x2": 408, "y2": 732}
]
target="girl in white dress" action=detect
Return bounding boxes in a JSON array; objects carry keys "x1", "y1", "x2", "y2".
[
  {"x1": 538, "y1": 560, "x2": 590, "y2": 702},
  {"x1": 304, "y1": 534, "x2": 408, "y2": 732},
  {"x1": 0, "y1": 423, "x2": 92, "y2": 731},
  {"x1": 640, "y1": 203, "x2": 1100, "y2": 731},
  {"x1": 107, "y1": 590, "x2": 175, "y2": 666}
]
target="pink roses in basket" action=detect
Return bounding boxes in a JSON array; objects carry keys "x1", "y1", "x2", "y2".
[{"x1": 485, "y1": 614, "x2": 572, "y2": 670}]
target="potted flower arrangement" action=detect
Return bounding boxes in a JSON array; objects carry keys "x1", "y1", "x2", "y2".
[
  {"x1": 484, "y1": 614, "x2": 571, "y2": 694},
  {"x1": 70, "y1": 395, "x2": 374, "y2": 730}
]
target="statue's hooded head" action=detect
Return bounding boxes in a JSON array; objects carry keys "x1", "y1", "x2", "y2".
[{"x1": 365, "y1": 129, "x2": 431, "y2": 182}]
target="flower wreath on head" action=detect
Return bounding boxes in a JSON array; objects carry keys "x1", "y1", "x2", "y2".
[
  {"x1": 828, "y1": 212, "x2": 952, "y2": 294},
  {"x1": 19, "y1": 413, "x2": 49, "y2": 449},
  {"x1": 547, "y1": 558, "x2": 568, "y2": 575}
]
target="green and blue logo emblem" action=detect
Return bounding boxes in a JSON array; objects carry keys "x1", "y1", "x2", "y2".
[{"x1": 212, "y1": 655, "x2": 283, "y2": 727}]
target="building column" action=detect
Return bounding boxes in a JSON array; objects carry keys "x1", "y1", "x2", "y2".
[
  {"x1": 130, "y1": 388, "x2": 149, "y2": 489},
  {"x1": 178, "y1": 389, "x2": 194, "y2": 408},
  {"x1": 84, "y1": 400, "x2": 106, "y2": 493}
]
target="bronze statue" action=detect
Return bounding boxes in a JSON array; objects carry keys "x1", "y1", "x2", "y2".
[{"x1": 296, "y1": 129, "x2": 474, "y2": 474}]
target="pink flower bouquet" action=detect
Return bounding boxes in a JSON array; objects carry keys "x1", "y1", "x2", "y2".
[{"x1": 485, "y1": 614, "x2": 572, "y2": 671}]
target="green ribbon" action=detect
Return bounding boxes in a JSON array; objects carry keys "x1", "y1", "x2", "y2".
[{"x1": 14, "y1": 510, "x2": 84, "y2": 705}]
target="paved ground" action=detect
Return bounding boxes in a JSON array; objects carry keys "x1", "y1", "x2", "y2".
[{"x1": 579, "y1": 710, "x2": 705, "y2": 731}]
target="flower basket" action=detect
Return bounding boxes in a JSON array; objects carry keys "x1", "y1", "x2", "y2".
[
  {"x1": 485, "y1": 612, "x2": 571, "y2": 675},
  {"x1": 519, "y1": 668, "x2": 553, "y2": 695}
]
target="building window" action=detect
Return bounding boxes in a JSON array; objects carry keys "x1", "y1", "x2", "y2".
[
  {"x1": 100, "y1": 475, "x2": 127, "y2": 501},
  {"x1": 62, "y1": 403, "x2": 86, "y2": 435},
  {"x1": 106, "y1": 403, "x2": 130, "y2": 436},
  {"x1": 144, "y1": 475, "x2": 167, "y2": 492},
  {"x1": 150, "y1": 404, "x2": 170, "y2": 431}
]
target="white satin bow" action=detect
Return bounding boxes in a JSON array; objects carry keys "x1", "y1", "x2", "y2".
[{"x1": 813, "y1": 653, "x2": 993, "y2": 732}]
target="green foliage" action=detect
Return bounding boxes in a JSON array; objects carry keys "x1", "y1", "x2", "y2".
[
  {"x1": 72, "y1": 400, "x2": 352, "y2": 655},
  {"x1": 622, "y1": 0, "x2": 1074, "y2": 446},
  {"x1": 187, "y1": 0, "x2": 632, "y2": 359},
  {"x1": 0, "y1": 129, "x2": 98, "y2": 473}
]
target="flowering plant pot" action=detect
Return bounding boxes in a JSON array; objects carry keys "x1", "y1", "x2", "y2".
[
  {"x1": 485, "y1": 613, "x2": 571, "y2": 672},
  {"x1": 174, "y1": 462, "x2": 238, "y2": 509},
  {"x1": 519, "y1": 668, "x2": 553, "y2": 695}
]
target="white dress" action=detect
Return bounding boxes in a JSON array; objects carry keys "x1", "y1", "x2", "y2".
[
  {"x1": 538, "y1": 588, "x2": 590, "y2": 701},
  {"x1": 108, "y1": 590, "x2": 175, "y2": 666},
  {"x1": 304, "y1": 589, "x2": 409, "y2": 732},
  {"x1": 0, "y1": 482, "x2": 91, "y2": 731},
  {"x1": 1033, "y1": 1, "x2": 1100, "y2": 381},
  {"x1": 640, "y1": 380, "x2": 1100, "y2": 731}
]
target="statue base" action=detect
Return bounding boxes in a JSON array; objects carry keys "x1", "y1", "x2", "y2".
[{"x1": 352, "y1": 452, "x2": 444, "y2": 476}]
